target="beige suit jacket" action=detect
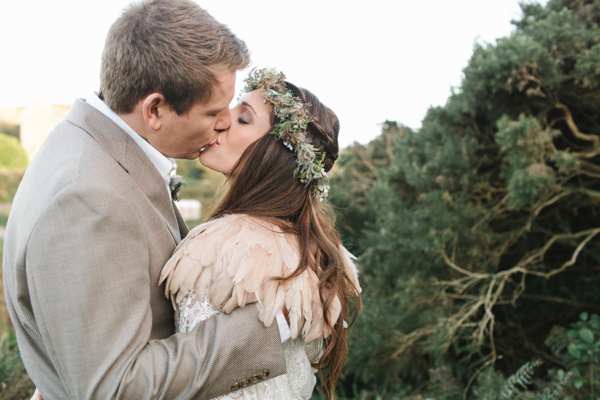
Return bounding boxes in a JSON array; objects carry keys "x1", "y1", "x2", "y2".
[{"x1": 2, "y1": 99, "x2": 286, "y2": 399}]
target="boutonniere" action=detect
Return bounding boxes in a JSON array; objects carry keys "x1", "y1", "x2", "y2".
[{"x1": 169, "y1": 174, "x2": 186, "y2": 201}]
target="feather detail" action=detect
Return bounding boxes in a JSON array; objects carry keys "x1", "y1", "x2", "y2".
[
  {"x1": 159, "y1": 214, "x2": 360, "y2": 341},
  {"x1": 340, "y1": 245, "x2": 362, "y2": 294}
]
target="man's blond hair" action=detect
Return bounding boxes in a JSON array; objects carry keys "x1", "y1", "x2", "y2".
[{"x1": 100, "y1": 0, "x2": 250, "y2": 114}]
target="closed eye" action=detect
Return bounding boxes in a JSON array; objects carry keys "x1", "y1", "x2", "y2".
[{"x1": 238, "y1": 117, "x2": 249, "y2": 125}]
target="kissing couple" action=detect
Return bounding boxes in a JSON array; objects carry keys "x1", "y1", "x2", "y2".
[{"x1": 3, "y1": 0, "x2": 361, "y2": 399}]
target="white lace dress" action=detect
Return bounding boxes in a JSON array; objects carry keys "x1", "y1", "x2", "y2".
[{"x1": 176, "y1": 290, "x2": 320, "y2": 400}]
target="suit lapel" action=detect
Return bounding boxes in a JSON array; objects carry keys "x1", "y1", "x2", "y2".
[
  {"x1": 65, "y1": 99, "x2": 180, "y2": 243},
  {"x1": 172, "y1": 202, "x2": 189, "y2": 240},
  {"x1": 125, "y1": 147, "x2": 180, "y2": 243}
]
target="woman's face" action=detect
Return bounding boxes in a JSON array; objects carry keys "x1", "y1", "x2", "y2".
[{"x1": 199, "y1": 90, "x2": 272, "y2": 174}]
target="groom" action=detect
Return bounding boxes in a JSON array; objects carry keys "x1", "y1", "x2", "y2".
[{"x1": 2, "y1": 0, "x2": 288, "y2": 398}]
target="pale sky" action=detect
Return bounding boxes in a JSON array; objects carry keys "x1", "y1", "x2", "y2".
[{"x1": 0, "y1": 1, "x2": 540, "y2": 148}]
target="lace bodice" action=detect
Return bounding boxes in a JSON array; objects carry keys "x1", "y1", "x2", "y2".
[{"x1": 176, "y1": 291, "x2": 320, "y2": 400}]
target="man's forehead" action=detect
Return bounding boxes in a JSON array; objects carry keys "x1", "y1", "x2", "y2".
[{"x1": 209, "y1": 70, "x2": 236, "y2": 107}]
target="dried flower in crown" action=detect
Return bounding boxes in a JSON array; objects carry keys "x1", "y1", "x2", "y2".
[{"x1": 242, "y1": 67, "x2": 330, "y2": 201}]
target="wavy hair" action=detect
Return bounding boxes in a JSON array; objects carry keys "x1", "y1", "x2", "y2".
[{"x1": 209, "y1": 83, "x2": 361, "y2": 399}]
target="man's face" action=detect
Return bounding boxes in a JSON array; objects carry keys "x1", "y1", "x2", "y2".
[{"x1": 153, "y1": 70, "x2": 236, "y2": 159}]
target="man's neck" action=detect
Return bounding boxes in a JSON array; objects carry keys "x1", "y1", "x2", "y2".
[{"x1": 119, "y1": 106, "x2": 150, "y2": 142}]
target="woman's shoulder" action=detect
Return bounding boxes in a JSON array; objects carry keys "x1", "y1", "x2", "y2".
[
  {"x1": 183, "y1": 213, "x2": 299, "y2": 254},
  {"x1": 159, "y1": 213, "x2": 300, "y2": 305},
  {"x1": 188, "y1": 213, "x2": 291, "y2": 238}
]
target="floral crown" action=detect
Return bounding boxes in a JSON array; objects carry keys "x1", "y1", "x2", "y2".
[{"x1": 242, "y1": 67, "x2": 330, "y2": 201}]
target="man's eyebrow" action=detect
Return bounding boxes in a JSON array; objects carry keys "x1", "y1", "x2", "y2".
[
  {"x1": 241, "y1": 101, "x2": 257, "y2": 116},
  {"x1": 207, "y1": 106, "x2": 227, "y2": 115}
]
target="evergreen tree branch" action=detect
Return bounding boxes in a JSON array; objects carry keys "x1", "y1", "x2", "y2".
[
  {"x1": 447, "y1": 299, "x2": 486, "y2": 345},
  {"x1": 471, "y1": 194, "x2": 510, "y2": 233},
  {"x1": 463, "y1": 355, "x2": 502, "y2": 400},
  {"x1": 356, "y1": 146, "x2": 380, "y2": 180},
  {"x1": 496, "y1": 227, "x2": 600, "y2": 278},
  {"x1": 544, "y1": 226, "x2": 600, "y2": 277},
  {"x1": 389, "y1": 328, "x2": 434, "y2": 360},
  {"x1": 580, "y1": 159, "x2": 600, "y2": 173},
  {"x1": 531, "y1": 190, "x2": 574, "y2": 218},
  {"x1": 577, "y1": 188, "x2": 600, "y2": 198},
  {"x1": 520, "y1": 294, "x2": 600, "y2": 311},
  {"x1": 439, "y1": 247, "x2": 488, "y2": 279},
  {"x1": 439, "y1": 226, "x2": 599, "y2": 357},
  {"x1": 383, "y1": 131, "x2": 396, "y2": 161},
  {"x1": 564, "y1": 170, "x2": 600, "y2": 180},
  {"x1": 554, "y1": 103, "x2": 600, "y2": 146}
]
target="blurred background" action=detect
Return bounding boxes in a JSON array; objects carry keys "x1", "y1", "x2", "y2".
[{"x1": 3, "y1": 0, "x2": 600, "y2": 398}]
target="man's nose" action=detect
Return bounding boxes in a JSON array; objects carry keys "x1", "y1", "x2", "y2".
[{"x1": 214, "y1": 108, "x2": 232, "y2": 132}]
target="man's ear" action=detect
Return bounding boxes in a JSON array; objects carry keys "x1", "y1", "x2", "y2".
[{"x1": 142, "y1": 93, "x2": 166, "y2": 131}]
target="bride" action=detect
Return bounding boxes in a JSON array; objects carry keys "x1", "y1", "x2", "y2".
[{"x1": 159, "y1": 68, "x2": 362, "y2": 399}]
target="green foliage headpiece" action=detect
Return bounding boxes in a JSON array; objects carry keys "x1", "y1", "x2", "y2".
[{"x1": 243, "y1": 67, "x2": 330, "y2": 201}]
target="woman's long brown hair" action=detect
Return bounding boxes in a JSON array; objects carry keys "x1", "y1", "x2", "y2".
[{"x1": 209, "y1": 83, "x2": 361, "y2": 399}]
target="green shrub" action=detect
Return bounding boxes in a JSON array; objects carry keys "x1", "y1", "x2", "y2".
[
  {"x1": 0, "y1": 133, "x2": 27, "y2": 169},
  {"x1": 545, "y1": 312, "x2": 600, "y2": 399},
  {"x1": 470, "y1": 360, "x2": 572, "y2": 400}
]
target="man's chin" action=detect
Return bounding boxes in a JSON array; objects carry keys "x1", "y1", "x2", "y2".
[{"x1": 177, "y1": 150, "x2": 203, "y2": 160}]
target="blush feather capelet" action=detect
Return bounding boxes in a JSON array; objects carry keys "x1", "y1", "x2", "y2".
[{"x1": 159, "y1": 214, "x2": 361, "y2": 341}]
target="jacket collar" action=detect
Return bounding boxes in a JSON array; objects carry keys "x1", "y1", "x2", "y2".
[{"x1": 65, "y1": 99, "x2": 182, "y2": 243}]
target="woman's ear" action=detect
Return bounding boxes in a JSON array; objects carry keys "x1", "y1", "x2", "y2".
[{"x1": 141, "y1": 93, "x2": 166, "y2": 131}]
